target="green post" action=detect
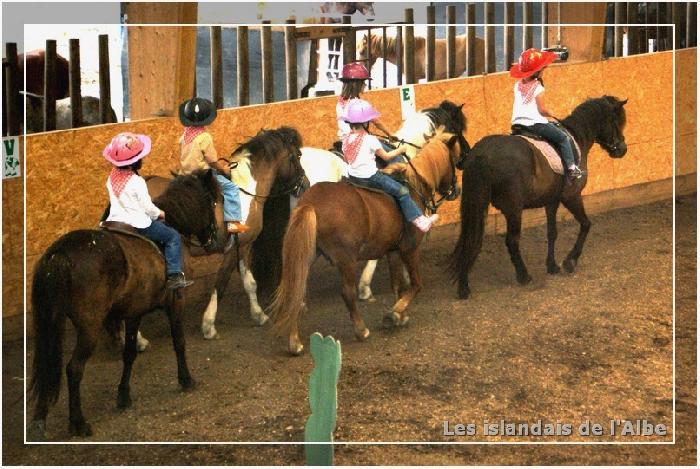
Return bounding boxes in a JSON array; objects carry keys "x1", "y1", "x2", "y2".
[{"x1": 305, "y1": 333, "x2": 342, "y2": 466}]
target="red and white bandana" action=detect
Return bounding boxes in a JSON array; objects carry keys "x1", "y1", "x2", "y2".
[
  {"x1": 342, "y1": 131, "x2": 366, "y2": 165},
  {"x1": 109, "y1": 167, "x2": 134, "y2": 197},
  {"x1": 183, "y1": 126, "x2": 207, "y2": 145},
  {"x1": 518, "y1": 78, "x2": 541, "y2": 104}
]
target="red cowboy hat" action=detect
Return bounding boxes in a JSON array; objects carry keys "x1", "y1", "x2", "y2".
[
  {"x1": 509, "y1": 48, "x2": 557, "y2": 79},
  {"x1": 340, "y1": 62, "x2": 371, "y2": 81}
]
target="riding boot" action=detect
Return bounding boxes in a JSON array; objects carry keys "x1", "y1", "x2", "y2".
[{"x1": 166, "y1": 272, "x2": 194, "y2": 290}]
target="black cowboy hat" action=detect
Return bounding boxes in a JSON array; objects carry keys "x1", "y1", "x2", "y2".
[{"x1": 179, "y1": 97, "x2": 217, "y2": 126}]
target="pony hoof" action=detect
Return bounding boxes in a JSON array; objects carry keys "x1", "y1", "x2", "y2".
[
  {"x1": 359, "y1": 294, "x2": 376, "y2": 303},
  {"x1": 355, "y1": 327, "x2": 370, "y2": 341},
  {"x1": 383, "y1": 312, "x2": 402, "y2": 327},
  {"x1": 27, "y1": 420, "x2": 46, "y2": 442},
  {"x1": 136, "y1": 338, "x2": 150, "y2": 353},
  {"x1": 202, "y1": 325, "x2": 219, "y2": 340},
  {"x1": 563, "y1": 258, "x2": 577, "y2": 273},
  {"x1": 288, "y1": 342, "x2": 304, "y2": 356},
  {"x1": 252, "y1": 312, "x2": 269, "y2": 326},
  {"x1": 547, "y1": 263, "x2": 562, "y2": 274},
  {"x1": 517, "y1": 273, "x2": 533, "y2": 285},
  {"x1": 458, "y1": 286, "x2": 471, "y2": 299},
  {"x1": 399, "y1": 315, "x2": 410, "y2": 326},
  {"x1": 358, "y1": 288, "x2": 376, "y2": 302},
  {"x1": 116, "y1": 394, "x2": 132, "y2": 410},
  {"x1": 180, "y1": 377, "x2": 196, "y2": 391},
  {"x1": 70, "y1": 420, "x2": 93, "y2": 437}
]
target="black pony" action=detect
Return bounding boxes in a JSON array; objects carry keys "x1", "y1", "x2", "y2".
[
  {"x1": 28, "y1": 170, "x2": 220, "y2": 439},
  {"x1": 451, "y1": 96, "x2": 628, "y2": 298}
]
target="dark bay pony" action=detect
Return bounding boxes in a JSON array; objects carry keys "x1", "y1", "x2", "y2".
[
  {"x1": 140, "y1": 127, "x2": 306, "y2": 340},
  {"x1": 451, "y1": 96, "x2": 628, "y2": 299},
  {"x1": 29, "y1": 170, "x2": 220, "y2": 439},
  {"x1": 269, "y1": 127, "x2": 466, "y2": 355}
]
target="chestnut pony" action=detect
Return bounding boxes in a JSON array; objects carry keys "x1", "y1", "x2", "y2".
[{"x1": 269, "y1": 127, "x2": 468, "y2": 355}]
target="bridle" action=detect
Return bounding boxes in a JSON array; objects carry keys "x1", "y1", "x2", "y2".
[{"x1": 219, "y1": 145, "x2": 307, "y2": 200}]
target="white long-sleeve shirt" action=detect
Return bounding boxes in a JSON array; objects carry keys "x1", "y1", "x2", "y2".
[{"x1": 106, "y1": 174, "x2": 161, "y2": 229}]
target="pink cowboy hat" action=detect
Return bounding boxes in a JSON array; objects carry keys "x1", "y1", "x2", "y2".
[{"x1": 102, "y1": 132, "x2": 152, "y2": 167}]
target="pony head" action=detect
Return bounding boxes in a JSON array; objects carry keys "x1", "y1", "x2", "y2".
[{"x1": 598, "y1": 96, "x2": 628, "y2": 158}]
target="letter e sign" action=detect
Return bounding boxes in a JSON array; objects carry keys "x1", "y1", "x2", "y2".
[{"x1": 400, "y1": 85, "x2": 416, "y2": 119}]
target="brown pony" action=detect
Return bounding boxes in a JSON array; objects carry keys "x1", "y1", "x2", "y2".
[
  {"x1": 357, "y1": 33, "x2": 485, "y2": 80},
  {"x1": 268, "y1": 127, "x2": 466, "y2": 355}
]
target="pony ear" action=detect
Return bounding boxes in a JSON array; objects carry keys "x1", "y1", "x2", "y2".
[
  {"x1": 619, "y1": 98, "x2": 628, "y2": 106},
  {"x1": 459, "y1": 103, "x2": 464, "y2": 110}
]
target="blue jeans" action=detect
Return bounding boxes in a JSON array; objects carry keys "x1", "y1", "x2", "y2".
[
  {"x1": 529, "y1": 122, "x2": 576, "y2": 169},
  {"x1": 137, "y1": 220, "x2": 183, "y2": 275},
  {"x1": 380, "y1": 140, "x2": 406, "y2": 165},
  {"x1": 215, "y1": 174, "x2": 242, "y2": 222},
  {"x1": 349, "y1": 172, "x2": 423, "y2": 222}
]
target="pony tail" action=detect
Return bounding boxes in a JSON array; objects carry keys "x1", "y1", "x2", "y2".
[
  {"x1": 29, "y1": 251, "x2": 69, "y2": 421},
  {"x1": 450, "y1": 154, "x2": 491, "y2": 298},
  {"x1": 268, "y1": 205, "x2": 317, "y2": 350}
]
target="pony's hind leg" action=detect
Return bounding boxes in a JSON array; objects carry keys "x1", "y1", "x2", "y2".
[
  {"x1": 239, "y1": 259, "x2": 269, "y2": 326},
  {"x1": 503, "y1": 208, "x2": 532, "y2": 284},
  {"x1": 386, "y1": 248, "x2": 422, "y2": 327},
  {"x1": 116, "y1": 317, "x2": 141, "y2": 410},
  {"x1": 339, "y1": 260, "x2": 370, "y2": 341},
  {"x1": 545, "y1": 201, "x2": 562, "y2": 274},
  {"x1": 166, "y1": 297, "x2": 195, "y2": 390},
  {"x1": 66, "y1": 328, "x2": 98, "y2": 437},
  {"x1": 358, "y1": 259, "x2": 378, "y2": 302},
  {"x1": 561, "y1": 194, "x2": 592, "y2": 273}
]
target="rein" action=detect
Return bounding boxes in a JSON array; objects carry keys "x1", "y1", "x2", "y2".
[{"x1": 217, "y1": 150, "x2": 307, "y2": 200}]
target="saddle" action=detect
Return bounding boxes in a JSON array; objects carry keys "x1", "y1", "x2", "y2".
[
  {"x1": 98, "y1": 221, "x2": 164, "y2": 256},
  {"x1": 511, "y1": 123, "x2": 581, "y2": 176}
]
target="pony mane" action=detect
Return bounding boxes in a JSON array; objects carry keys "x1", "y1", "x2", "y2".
[
  {"x1": 232, "y1": 126, "x2": 303, "y2": 162},
  {"x1": 153, "y1": 170, "x2": 219, "y2": 239},
  {"x1": 402, "y1": 126, "x2": 454, "y2": 191},
  {"x1": 562, "y1": 96, "x2": 626, "y2": 143}
]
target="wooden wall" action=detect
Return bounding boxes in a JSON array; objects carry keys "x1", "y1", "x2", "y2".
[{"x1": 3, "y1": 48, "x2": 695, "y2": 328}]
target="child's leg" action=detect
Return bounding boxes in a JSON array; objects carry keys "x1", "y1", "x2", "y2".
[
  {"x1": 137, "y1": 220, "x2": 183, "y2": 275},
  {"x1": 215, "y1": 174, "x2": 242, "y2": 222},
  {"x1": 366, "y1": 172, "x2": 423, "y2": 222},
  {"x1": 530, "y1": 123, "x2": 576, "y2": 168}
]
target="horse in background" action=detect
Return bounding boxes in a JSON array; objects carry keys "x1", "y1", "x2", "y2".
[
  {"x1": 25, "y1": 93, "x2": 118, "y2": 134},
  {"x1": 357, "y1": 33, "x2": 485, "y2": 81},
  {"x1": 269, "y1": 127, "x2": 467, "y2": 355},
  {"x1": 28, "y1": 170, "x2": 220, "y2": 439},
  {"x1": 450, "y1": 96, "x2": 628, "y2": 299}
]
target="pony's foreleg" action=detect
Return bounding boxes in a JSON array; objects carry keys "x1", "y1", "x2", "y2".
[
  {"x1": 358, "y1": 260, "x2": 378, "y2": 302},
  {"x1": 239, "y1": 259, "x2": 269, "y2": 326},
  {"x1": 201, "y1": 290, "x2": 219, "y2": 340},
  {"x1": 561, "y1": 195, "x2": 592, "y2": 273},
  {"x1": 116, "y1": 317, "x2": 141, "y2": 410},
  {"x1": 385, "y1": 248, "x2": 422, "y2": 327},
  {"x1": 545, "y1": 202, "x2": 562, "y2": 274},
  {"x1": 339, "y1": 260, "x2": 370, "y2": 341}
]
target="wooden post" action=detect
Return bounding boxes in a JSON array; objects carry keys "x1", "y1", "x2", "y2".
[
  {"x1": 395, "y1": 25, "x2": 403, "y2": 85},
  {"x1": 404, "y1": 8, "x2": 415, "y2": 84},
  {"x1": 614, "y1": 2, "x2": 626, "y2": 56},
  {"x1": 4, "y1": 43, "x2": 19, "y2": 136},
  {"x1": 237, "y1": 26, "x2": 249, "y2": 106},
  {"x1": 426, "y1": 6, "x2": 436, "y2": 82},
  {"x1": 466, "y1": 4, "x2": 476, "y2": 76},
  {"x1": 522, "y1": 2, "x2": 533, "y2": 50},
  {"x1": 69, "y1": 39, "x2": 82, "y2": 128},
  {"x1": 98, "y1": 34, "x2": 112, "y2": 124},
  {"x1": 382, "y1": 27, "x2": 388, "y2": 87},
  {"x1": 342, "y1": 15, "x2": 355, "y2": 64},
  {"x1": 44, "y1": 39, "x2": 57, "y2": 131},
  {"x1": 285, "y1": 19, "x2": 298, "y2": 100},
  {"x1": 504, "y1": 2, "x2": 515, "y2": 69},
  {"x1": 304, "y1": 333, "x2": 342, "y2": 466},
  {"x1": 484, "y1": 3, "x2": 495, "y2": 74},
  {"x1": 261, "y1": 20, "x2": 273, "y2": 103},
  {"x1": 627, "y1": 2, "x2": 638, "y2": 55},
  {"x1": 686, "y1": 2, "x2": 695, "y2": 48},
  {"x1": 210, "y1": 26, "x2": 223, "y2": 109},
  {"x1": 541, "y1": 1, "x2": 549, "y2": 48},
  {"x1": 672, "y1": 2, "x2": 682, "y2": 49},
  {"x1": 446, "y1": 5, "x2": 456, "y2": 78}
]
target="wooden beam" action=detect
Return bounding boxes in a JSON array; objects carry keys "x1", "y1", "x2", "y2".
[
  {"x1": 484, "y1": 3, "x2": 495, "y2": 74},
  {"x1": 261, "y1": 21, "x2": 274, "y2": 103},
  {"x1": 69, "y1": 39, "x2": 82, "y2": 128},
  {"x1": 447, "y1": 5, "x2": 456, "y2": 78},
  {"x1": 426, "y1": 6, "x2": 436, "y2": 82},
  {"x1": 285, "y1": 19, "x2": 298, "y2": 100},
  {"x1": 210, "y1": 26, "x2": 223, "y2": 109},
  {"x1": 614, "y1": 2, "x2": 626, "y2": 56},
  {"x1": 98, "y1": 34, "x2": 112, "y2": 124},
  {"x1": 541, "y1": 1, "x2": 549, "y2": 48},
  {"x1": 627, "y1": 2, "x2": 638, "y2": 55},
  {"x1": 466, "y1": 4, "x2": 476, "y2": 76},
  {"x1": 395, "y1": 26, "x2": 403, "y2": 85},
  {"x1": 522, "y1": 2, "x2": 533, "y2": 50},
  {"x1": 4, "y1": 43, "x2": 19, "y2": 136},
  {"x1": 237, "y1": 26, "x2": 249, "y2": 107},
  {"x1": 342, "y1": 15, "x2": 355, "y2": 64},
  {"x1": 44, "y1": 39, "x2": 57, "y2": 131},
  {"x1": 504, "y1": 2, "x2": 515, "y2": 69},
  {"x1": 404, "y1": 8, "x2": 416, "y2": 84}
]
